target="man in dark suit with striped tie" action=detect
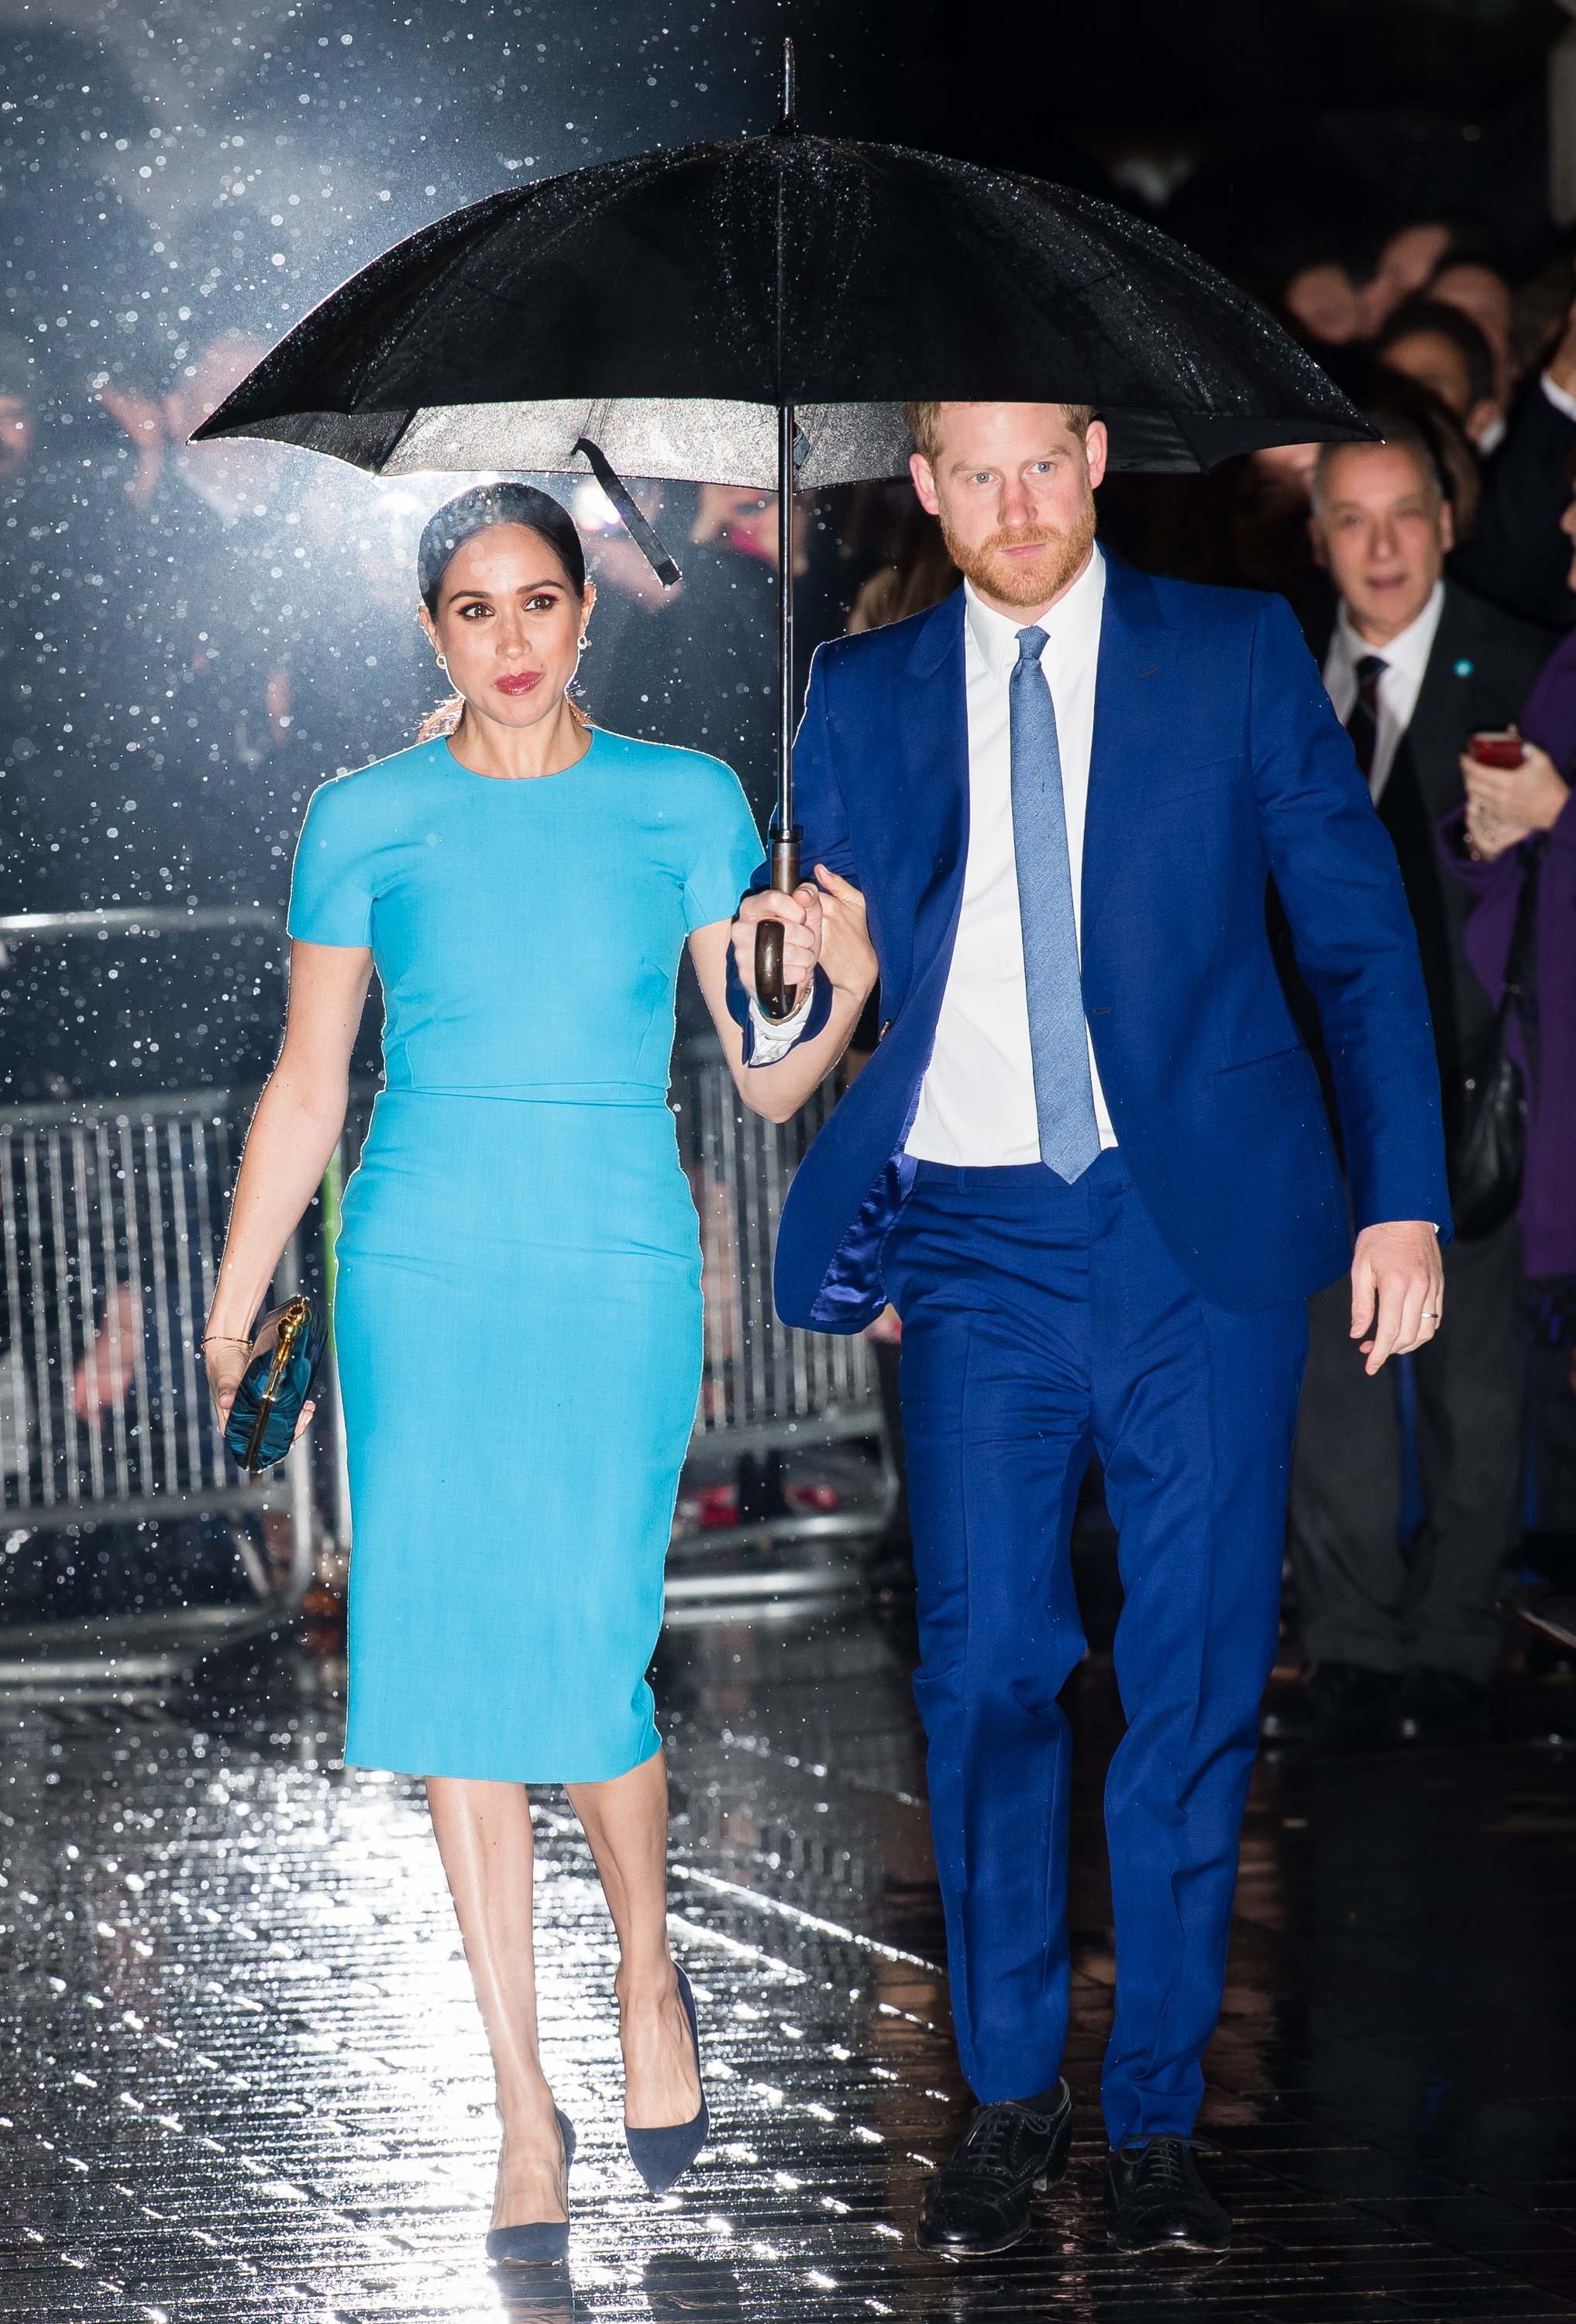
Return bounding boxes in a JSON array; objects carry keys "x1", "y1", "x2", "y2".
[{"x1": 1279, "y1": 415, "x2": 1552, "y2": 1750}]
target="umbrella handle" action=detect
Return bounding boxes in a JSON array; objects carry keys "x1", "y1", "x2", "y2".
[{"x1": 754, "y1": 830, "x2": 802, "y2": 1022}]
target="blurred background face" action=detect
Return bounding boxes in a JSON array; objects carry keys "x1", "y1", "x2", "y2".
[
  {"x1": 691, "y1": 483, "x2": 810, "y2": 576},
  {"x1": 1283, "y1": 263, "x2": 1363, "y2": 346},
  {"x1": 910, "y1": 403, "x2": 1107, "y2": 609},
  {"x1": 1381, "y1": 328, "x2": 1473, "y2": 418},
  {"x1": 0, "y1": 394, "x2": 33, "y2": 480},
  {"x1": 1310, "y1": 443, "x2": 1452, "y2": 641},
  {"x1": 1379, "y1": 325, "x2": 1500, "y2": 445},
  {"x1": 1430, "y1": 261, "x2": 1516, "y2": 402},
  {"x1": 419, "y1": 524, "x2": 590, "y2": 733}
]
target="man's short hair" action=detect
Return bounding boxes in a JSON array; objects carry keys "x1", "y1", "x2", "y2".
[
  {"x1": 903, "y1": 401, "x2": 1096, "y2": 465},
  {"x1": 1376, "y1": 296, "x2": 1496, "y2": 411},
  {"x1": 1310, "y1": 413, "x2": 1449, "y2": 521}
]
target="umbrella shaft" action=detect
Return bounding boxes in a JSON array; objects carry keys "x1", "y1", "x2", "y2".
[
  {"x1": 776, "y1": 401, "x2": 795, "y2": 847},
  {"x1": 755, "y1": 402, "x2": 803, "y2": 1022}
]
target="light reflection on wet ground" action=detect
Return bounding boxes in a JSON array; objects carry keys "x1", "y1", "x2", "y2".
[{"x1": 0, "y1": 1610, "x2": 1574, "y2": 2320}]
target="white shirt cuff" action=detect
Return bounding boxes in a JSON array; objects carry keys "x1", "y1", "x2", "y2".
[
  {"x1": 1542, "y1": 369, "x2": 1576, "y2": 425},
  {"x1": 747, "y1": 982, "x2": 814, "y2": 1064}
]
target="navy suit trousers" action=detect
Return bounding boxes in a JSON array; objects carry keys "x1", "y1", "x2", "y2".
[{"x1": 883, "y1": 1151, "x2": 1308, "y2": 2143}]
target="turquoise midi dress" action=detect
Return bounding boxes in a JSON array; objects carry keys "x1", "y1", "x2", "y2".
[{"x1": 287, "y1": 729, "x2": 761, "y2": 1783}]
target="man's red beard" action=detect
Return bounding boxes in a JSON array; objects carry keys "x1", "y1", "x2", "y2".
[{"x1": 940, "y1": 499, "x2": 1097, "y2": 609}]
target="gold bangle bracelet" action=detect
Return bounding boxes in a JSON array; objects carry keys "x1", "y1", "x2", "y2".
[{"x1": 199, "y1": 1334, "x2": 251, "y2": 1350}]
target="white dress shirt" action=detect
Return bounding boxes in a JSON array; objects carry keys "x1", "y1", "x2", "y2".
[
  {"x1": 1320, "y1": 579, "x2": 1444, "y2": 805},
  {"x1": 903, "y1": 553, "x2": 1117, "y2": 1165},
  {"x1": 1540, "y1": 369, "x2": 1576, "y2": 427}
]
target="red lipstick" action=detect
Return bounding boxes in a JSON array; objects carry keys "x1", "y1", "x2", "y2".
[{"x1": 494, "y1": 670, "x2": 543, "y2": 696}]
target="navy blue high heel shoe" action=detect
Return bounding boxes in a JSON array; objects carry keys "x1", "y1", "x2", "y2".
[
  {"x1": 485, "y1": 2107, "x2": 576, "y2": 2267},
  {"x1": 625, "y1": 1965, "x2": 709, "y2": 2195}
]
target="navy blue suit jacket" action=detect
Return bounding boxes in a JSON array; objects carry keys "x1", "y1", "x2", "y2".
[{"x1": 733, "y1": 554, "x2": 1450, "y2": 1332}]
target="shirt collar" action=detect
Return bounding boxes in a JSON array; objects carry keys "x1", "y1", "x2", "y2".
[
  {"x1": 963, "y1": 543, "x2": 1106, "y2": 680},
  {"x1": 1333, "y1": 577, "x2": 1445, "y2": 684}
]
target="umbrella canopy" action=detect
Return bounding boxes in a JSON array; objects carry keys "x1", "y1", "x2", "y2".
[
  {"x1": 195, "y1": 58, "x2": 1371, "y2": 1013},
  {"x1": 194, "y1": 126, "x2": 1368, "y2": 489}
]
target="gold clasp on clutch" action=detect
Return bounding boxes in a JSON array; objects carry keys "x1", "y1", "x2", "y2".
[{"x1": 243, "y1": 1294, "x2": 310, "y2": 1475}]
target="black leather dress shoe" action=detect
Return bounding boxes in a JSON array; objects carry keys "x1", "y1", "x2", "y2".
[
  {"x1": 915, "y1": 2080, "x2": 1072, "y2": 2255},
  {"x1": 1105, "y1": 2137, "x2": 1230, "y2": 2258}
]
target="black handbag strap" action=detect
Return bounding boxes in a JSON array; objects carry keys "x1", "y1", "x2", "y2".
[{"x1": 1501, "y1": 835, "x2": 1544, "y2": 1091}]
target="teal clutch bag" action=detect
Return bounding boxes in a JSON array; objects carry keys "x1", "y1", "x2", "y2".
[{"x1": 223, "y1": 1296, "x2": 326, "y2": 1474}]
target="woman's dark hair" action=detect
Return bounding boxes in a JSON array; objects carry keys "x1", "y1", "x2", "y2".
[{"x1": 417, "y1": 482, "x2": 586, "y2": 610}]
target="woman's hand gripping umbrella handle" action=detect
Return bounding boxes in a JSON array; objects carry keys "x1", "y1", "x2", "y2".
[{"x1": 755, "y1": 827, "x2": 803, "y2": 1019}]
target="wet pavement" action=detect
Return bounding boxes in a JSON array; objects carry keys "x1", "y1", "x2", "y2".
[{"x1": 1, "y1": 1588, "x2": 1575, "y2": 2322}]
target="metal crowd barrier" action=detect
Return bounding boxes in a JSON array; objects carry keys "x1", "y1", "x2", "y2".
[
  {"x1": 0, "y1": 909, "x2": 311, "y2": 1691},
  {"x1": 677, "y1": 1035, "x2": 877, "y2": 1456},
  {"x1": 666, "y1": 1037, "x2": 893, "y2": 1617}
]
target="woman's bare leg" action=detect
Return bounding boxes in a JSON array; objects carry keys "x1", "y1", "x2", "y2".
[
  {"x1": 426, "y1": 1776, "x2": 566, "y2": 2227},
  {"x1": 566, "y1": 1748, "x2": 701, "y2": 2129}
]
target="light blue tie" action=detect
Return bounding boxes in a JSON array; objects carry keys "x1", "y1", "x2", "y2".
[{"x1": 1011, "y1": 625, "x2": 1101, "y2": 1183}]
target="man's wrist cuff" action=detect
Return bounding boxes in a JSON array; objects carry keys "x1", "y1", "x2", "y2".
[
  {"x1": 749, "y1": 984, "x2": 814, "y2": 1033},
  {"x1": 744, "y1": 965, "x2": 834, "y2": 1064}
]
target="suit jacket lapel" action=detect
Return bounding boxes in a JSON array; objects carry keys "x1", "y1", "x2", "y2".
[
  {"x1": 893, "y1": 588, "x2": 969, "y2": 1000},
  {"x1": 1404, "y1": 585, "x2": 1471, "y2": 820},
  {"x1": 1081, "y1": 553, "x2": 1175, "y2": 944}
]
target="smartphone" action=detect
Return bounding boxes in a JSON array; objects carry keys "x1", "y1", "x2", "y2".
[{"x1": 1469, "y1": 729, "x2": 1526, "y2": 768}]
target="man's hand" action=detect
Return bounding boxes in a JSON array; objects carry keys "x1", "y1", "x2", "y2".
[
  {"x1": 1350, "y1": 1220, "x2": 1444, "y2": 1375},
  {"x1": 731, "y1": 880, "x2": 823, "y2": 1008}
]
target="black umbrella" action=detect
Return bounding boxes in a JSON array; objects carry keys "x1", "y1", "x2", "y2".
[{"x1": 196, "y1": 43, "x2": 1370, "y2": 1012}]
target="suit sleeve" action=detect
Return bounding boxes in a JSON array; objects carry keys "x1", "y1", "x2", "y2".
[
  {"x1": 776, "y1": 641, "x2": 862, "y2": 886},
  {"x1": 1247, "y1": 593, "x2": 1452, "y2": 1237},
  {"x1": 723, "y1": 641, "x2": 855, "y2": 1053}
]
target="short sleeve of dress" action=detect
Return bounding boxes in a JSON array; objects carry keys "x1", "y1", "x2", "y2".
[
  {"x1": 681, "y1": 756, "x2": 765, "y2": 933},
  {"x1": 287, "y1": 778, "x2": 375, "y2": 948}
]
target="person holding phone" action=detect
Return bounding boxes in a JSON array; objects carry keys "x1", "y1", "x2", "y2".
[
  {"x1": 1447, "y1": 717, "x2": 1574, "y2": 1340},
  {"x1": 1441, "y1": 491, "x2": 1576, "y2": 1653}
]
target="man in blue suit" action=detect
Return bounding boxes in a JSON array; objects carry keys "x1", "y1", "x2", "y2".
[{"x1": 724, "y1": 401, "x2": 1447, "y2": 2262}]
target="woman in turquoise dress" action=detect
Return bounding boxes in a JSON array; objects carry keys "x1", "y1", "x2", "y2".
[{"x1": 201, "y1": 483, "x2": 875, "y2": 2264}]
